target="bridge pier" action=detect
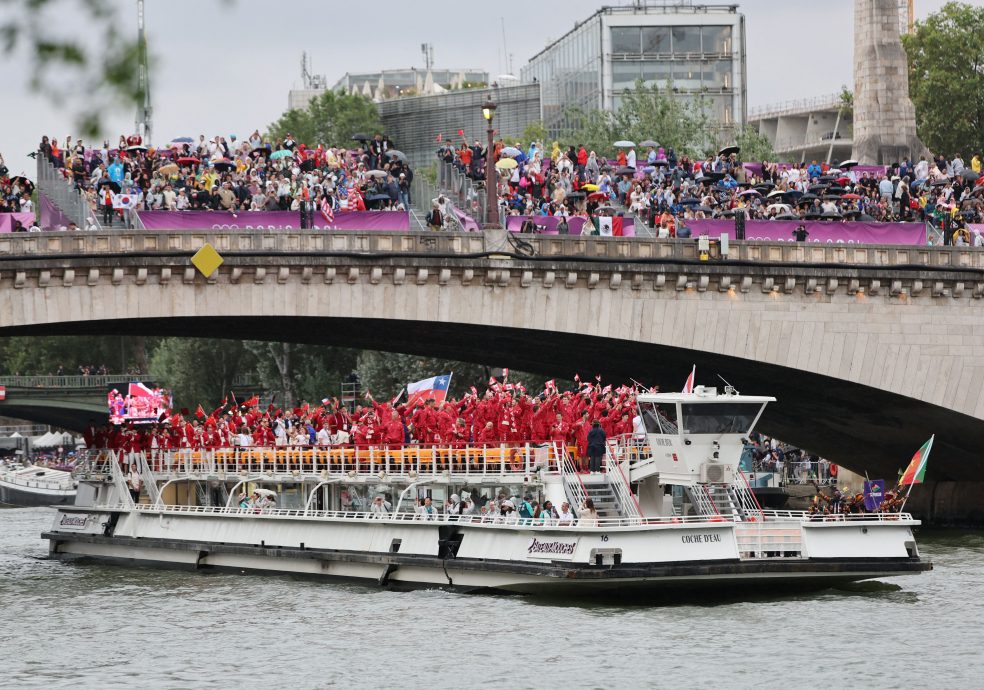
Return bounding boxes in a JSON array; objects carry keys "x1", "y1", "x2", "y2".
[{"x1": 906, "y1": 481, "x2": 984, "y2": 527}]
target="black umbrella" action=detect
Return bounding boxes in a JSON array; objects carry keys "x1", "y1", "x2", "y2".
[
  {"x1": 9, "y1": 176, "x2": 34, "y2": 192},
  {"x1": 820, "y1": 211, "x2": 843, "y2": 219},
  {"x1": 959, "y1": 169, "x2": 980, "y2": 182},
  {"x1": 695, "y1": 205, "x2": 714, "y2": 213},
  {"x1": 797, "y1": 193, "x2": 818, "y2": 203},
  {"x1": 678, "y1": 197, "x2": 700, "y2": 206},
  {"x1": 826, "y1": 186, "x2": 847, "y2": 195},
  {"x1": 704, "y1": 171, "x2": 725, "y2": 181},
  {"x1": 718, "y1": 145, "x2": 740, "y2": 157},
  {"x1": 718, "y1": 209, "x2": 736, "y2": 218},
  {"x1": 808, "y1": 184, "x2": 827, "y2": 194},
  {"x1": 818, "y1": 174, "x2": 838, "y2": 182},
  {"x1": 755, "y1": 182, "x2": 775, "y2": 190},
  {"x1": 567, "y1": 191, "x2": 586, "y2": 199},
  {"x1": 783, "y1": 189, "x2": 803, "y2": 199},
  {"x1": 804, "y1": 211, "x2": 822, "y2": 220},
  {"x1": 838, "y1": 159, "x2": 859, "y2": 169},
  {"x1": 366, "y1": 193, "x2": 391, "y2": 202},
  {"x1": 212, "y1": 159, "x2": 234, "y2": 171},
  {"x1": 858, "y1": 213, "x2": 876, "y2": 221},
  {"x1": 775, "y1": 213, "x2": 799, "y2": 220},
  {"x1": 300, "y1": 159, "x2": 316, "y2": 172},
  {"x1": 98, "y1": 179, "x2": 121, "y2": 193},
  {"x1": 615, "y1": 166, "x2": 636, "y2": 176},
  {"x1": 351, "y1": 133, "x2": 371, "y2": 141},
  {"x1": 931, "y1": 179, "x2": 948, "y2": 187}
]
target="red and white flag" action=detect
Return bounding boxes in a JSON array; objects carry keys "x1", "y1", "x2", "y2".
[
  {"x1": 320, "y1": 196, "x2": 334, "y2": 224},
  {"x1": 682, "y1": 365, "x2": 696, "y2": 394}
]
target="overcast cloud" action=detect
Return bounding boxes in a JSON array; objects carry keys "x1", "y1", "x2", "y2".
[{"x1": 0, "y1": 0, "x2": 952, "y2": 176}]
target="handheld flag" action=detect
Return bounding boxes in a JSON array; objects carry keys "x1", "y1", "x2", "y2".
[
  {"x1": 900, "y1": 435, "x2": 934, "y2": 486},
  {"x1": 406, "y1": 374, "x2": 453, "y2": 407},
  {"x1": 320, "y1": 196, "x2": 334, "y2": 224},
  {"x1": 195, "y1": 404, "x2": 206, "y2": 419},
  {"x1": 682, "y1": 365, "x2": 696, "y2": 394},
  {"x1": 863, "y1": 479, "x2": 886, "y2": 511}
]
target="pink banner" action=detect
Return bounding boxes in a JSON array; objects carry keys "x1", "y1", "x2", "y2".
[
  {"x1": 0, "y1": 213, "x2": 34, "y2": 233},
  {"x1": 137, "y1": 210, "x2": 410, "y2": 231},
  {"x1": 39, "y1": 192, "x2": 72, "y2": 230},
  {"x1": 684, "y1": 219, "x2": 926, "y2": 246},
  {"x1": 505, "y1": 215, "x2": 636, "y2": 236}
]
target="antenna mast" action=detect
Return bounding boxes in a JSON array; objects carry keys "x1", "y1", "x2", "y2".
[{"x1": 134, "y1": 0, "x2": 152, "y2": 143}]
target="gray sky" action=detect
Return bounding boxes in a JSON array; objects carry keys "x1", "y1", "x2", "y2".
[{"x1": 0, "y1": 0, "x2": 953, "y2": 177}]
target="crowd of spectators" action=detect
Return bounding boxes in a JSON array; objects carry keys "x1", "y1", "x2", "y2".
[
  {"x1": 29, "y1": 130, "x2": 414, "y2": 226},
  {"x1": 439, "y1": 137, "x2": 984, "y2": 240}
]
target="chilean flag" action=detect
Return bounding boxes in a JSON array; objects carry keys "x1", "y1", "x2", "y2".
[{"x1": 406, "y1": 374, "x2": 453, "y2": 407}]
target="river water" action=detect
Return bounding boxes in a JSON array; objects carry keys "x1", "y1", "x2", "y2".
[{"x1": 1, "y1": 507, "x2": 980, "y2": 689}]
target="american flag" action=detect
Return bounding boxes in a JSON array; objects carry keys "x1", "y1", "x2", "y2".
[{"x1": 320, "y1": 196, "x2": 334, "y2": 224}]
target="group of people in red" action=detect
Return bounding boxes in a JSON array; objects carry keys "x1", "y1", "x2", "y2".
[{"x1": 85, "y1": 376, "x2": 650, "y2": 463}]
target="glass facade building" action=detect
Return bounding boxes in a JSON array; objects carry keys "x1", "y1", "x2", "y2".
[{"x1": 521, "y1": 4, "x2": 746, "y2": 137}]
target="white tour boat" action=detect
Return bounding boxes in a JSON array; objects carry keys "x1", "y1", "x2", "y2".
[
  {"x1": 1, "y1": 463, "x2": 77, "y2": 507},
  {"x1": 42, "y1": 386, "x2": 930, "y2": 595}
]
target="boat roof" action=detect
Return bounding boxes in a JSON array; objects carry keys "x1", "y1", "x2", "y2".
[{"x1": 637, "y1": 388, "x2": 775, "y2": 404}]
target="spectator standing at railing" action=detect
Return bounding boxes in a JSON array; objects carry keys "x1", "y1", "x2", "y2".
[{"x1": 586, "y1": 420, "x2": 606, "y2": 474}]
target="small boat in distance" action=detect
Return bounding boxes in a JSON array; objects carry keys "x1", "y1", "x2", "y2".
[
  {"x1": 42, "y1": 384, "x2": 930, "y2": 595},
  {"x1": 1, "y1": 463, "x2": 77, "y2": 507}
]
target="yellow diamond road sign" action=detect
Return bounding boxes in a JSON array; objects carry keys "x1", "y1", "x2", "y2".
[{"x1": 191, "y1": 243, "x2": 224, "y2": 278}]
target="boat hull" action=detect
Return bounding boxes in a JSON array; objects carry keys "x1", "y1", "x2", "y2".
[
  {"x1": 0, "y1": 480, "x2": 76, "y2": 507},
  {"x1": 43, "y1": 529, "x2": 931, "y2": 596}
]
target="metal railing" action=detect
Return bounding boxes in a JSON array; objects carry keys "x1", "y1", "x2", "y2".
[
  {"x1": 559, "y1": 447, "x2": 588, "y2": 514},
  {"x1": 36, "y1": 154, "x2": 96, "y2": 229},
  {"x1": 749, "y1": 93, "x2": 844, "y2": 119},
  {"x1": 0, "y1": 374, "x2": 255, "y2": 389},
  {"x1": 435, "y1": 160, "x2": 487, "y2": 227},
  {"x1": 121, "y1": 444, "x2": 564, "y2": 481},
  {"x1": 604, "y1": 443, "x2": 643, "y2": 519}
]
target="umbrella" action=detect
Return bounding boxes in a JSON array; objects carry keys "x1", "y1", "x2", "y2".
[
  {"x1": 818, "y1": 174, "x2": 838, "y2": 182},
  {"x1": 782, "y1": 190, "x2": 803, "y2": 199},
  {"x1": 9, "y1": 176, "x2": 34, "y2": 192},
  {"x1": 366, "y1": 193, "x2": 391, "y2": 202},
  {"x1": 755, "y1": 182, "x2": 775, "y2": 190},
  {"x1": 766, "y1": 203, "x2": 791, "y2": 213},
  {"x1": 842, "y1": 193, "x2": 862, "y2": 200},
  {"x1": 642, "y1": 165, "x2": 656, "y2": 173},
  {"x1": 695, "y1": 205, "x2": 714, "y2": 213},
  {"x1": 615, "y1": 166, "x2": 636, "y2": 176},
  {"x1": 820, "y1": 211, "x2": 843, "y2": 219},
  {"x1": 652, "y1": 158, "x2": 669, "y2": 166},
  {"x1": 158, "y1": 163, "x2": 179, "y2": 175},
  {"x1": 613, "y1": 140, "x2": 635, "y2": 148},
  {"x1": 567, "y1": 191, "x2": 586, "y2": 199},
  {"x1": 775, "y1": 213, "x2": 799, "y2": 220},
  {"x1": 718, "y1": 145, "x2": 740, "y2": 157},
  {"x1": 804, "y1": 211, "x2": 822, "y2": 220},
  {"x1": 385, "y1": 149, "x2": 408, "y2": 163},
  {"x1": 703, "y1": 171, "x2": 725, "y2": 181},
  {"x1": 858, "y1": 213, "x2": 876, "y2": 221},
  {"x1": 838, "y1": 159, "x2": 859, "y2": 169},
  {"x1": 581, "y1": 183, "x2": 599, "y2": 191},
  {"x1": 254, "y1": 488, "x2": 277, "y2": 498},
  {"x1": 640, "y1": 139, "x2": 659, "y2": 148},
  {"x1": 959, "y1": 169, "x2": 980, "y2": 182},
  {"x1": 126, "y1": 145, "x2": 147, "y2": 152},
  {"x1": 177, "y1": 156, "x2": 200, "y2": 165},
  {"x1": 351, "y1": 133, "x2": 371, "y2": 141},
  {"x1": 826, "y1": 186, "x2": 847, "y2": 195},
  {"x1": 931, "y1": 179, "x2": 948, "y2": 187},
  {"x1": 501, "y1": 146, "x2": 522, "y2": 158},
  {"x1": 211, "y1": 158, "x2": 234, "y2": 170},
  {"x1": 586, "y1": 191, "x2": 608, "y2": 202},
  {"x1": 718, "y1": 209, "x2": 736, "y2": 218},
  {"x1": 170, "y1": 137, "x2": 193, "y2": 144},
  {"x1": 808, "y1": 184, "x2": 827, "y2": 194},
  {"x1": 98, "y1": 180, "x2": 121, "y2": 193},
  {"x1": 594, "y1": 205, "x2": 616, "y2": 213},
  {"x1": 677, "y1": 197, "x2": 700, "y2": 206},
  {"x1": 738, "y1": 189, "x2": 761, "y2": 197},
  {"x1": 495, "y1": 158, "x2": 518, "y2": 170},
  {"x1": 767, "y1": 189, "x2": 786, "y2": 199},
  {"x1": 300, "y1": 159, "x2": 316, "y2": 172},
  {"x1": 270, "y1": 149, "x2": 294, "y2": 160},
  {"x1": 364, "y1": 170, "x2": 388, "y2": 179},
  {"x1": 156, "y1": 149, "x2": 174, "y2": 158},
  {"x1": 251, "y1": 147, "x2": 269, "y2": 157}
]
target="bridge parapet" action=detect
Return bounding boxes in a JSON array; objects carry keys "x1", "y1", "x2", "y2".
[{"x1": 2, "y1": 230, "x2": 984, "y2": 272}]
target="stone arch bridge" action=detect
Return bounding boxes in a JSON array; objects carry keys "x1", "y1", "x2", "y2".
[{"x1": 3, "y1": 229, "x2": 984, "y2": 521}]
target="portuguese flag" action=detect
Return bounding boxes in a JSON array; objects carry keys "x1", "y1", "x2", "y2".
[{"x1": 900, "y1": 435, "x2": 934, "y2": 486}]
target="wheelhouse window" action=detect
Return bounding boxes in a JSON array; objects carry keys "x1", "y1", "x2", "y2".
[
  {"x1": 638, "y1": 402, "x2": 679, "y2": 434},
  {"x1": 680, "y1": 403, "x2": 763, "y2": 434}
]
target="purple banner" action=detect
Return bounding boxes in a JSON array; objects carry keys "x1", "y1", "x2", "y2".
[
  {"x1": 863, "y1": 479, "x2": 886, "y2": 511},
  {"x1": 137, "y1": 210, "x2": 410, "y2": 231},
  {"x1": 685, "y1": 219, "x2": 926, "y2": 246},
  {"x1": 505, "y1": 215, "x2": 636, "y2": 237},
  {"x1": 39, "y1": 192, "x2": 72, "y2": 230},
  {"x1": 453, "y1": 208, "x2": 481, "y2": 232},
  {"x1": 0, "y1": 213, "x2": 34, "y2": 233}
]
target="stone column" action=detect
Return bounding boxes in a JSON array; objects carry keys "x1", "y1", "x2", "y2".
[{"x1": 852, "y1": 0, "x2": 927, "y2": 165}]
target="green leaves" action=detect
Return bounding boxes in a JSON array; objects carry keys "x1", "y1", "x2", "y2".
[
  {"x1": 903, "y1": 1, "x2": 984, "y2": 156},
  {"x1": 267, "y1": 91, "x2": 383, "y2": 148}
]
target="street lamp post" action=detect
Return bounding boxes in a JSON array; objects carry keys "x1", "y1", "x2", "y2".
[{"x1": 481, "y1": 99, "x2": 499, "y2": 228}]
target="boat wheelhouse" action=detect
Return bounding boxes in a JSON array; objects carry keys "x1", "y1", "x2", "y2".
[
  {"x1": 43, "y1": 385, "x2": 930, "y2": 594},
  {"x1": 1, "y1": 463, "x2": 77, "y2": 507}
]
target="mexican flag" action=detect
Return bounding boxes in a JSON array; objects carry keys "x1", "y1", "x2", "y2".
[
  {"x1": 900, "y1": 435, "x2": 934, "y2": 486},
  {"x1": 591, "y1": 215, "x2": 624, "y2": 236}
]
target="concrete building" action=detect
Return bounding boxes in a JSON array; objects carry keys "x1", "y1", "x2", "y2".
[
  {"x1": 520, "y1": 2, "x2": 746, "y2": 137},
  {"x1": 748, "y1": 94, "x2": 853, "y2": 164},
  {"x1": 288, "y1": 68, "x2": 489, "y2": 112}
]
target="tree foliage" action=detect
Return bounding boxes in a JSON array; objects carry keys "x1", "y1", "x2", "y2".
[
  {"x1": 149, "y1": 338, "x2": 256, "y2": 410},
  {"x1": 2, "y1": 0, "x2": 144, "y2": 139},
  {"x1": 266, "y1": 91, "x2": 383, "y2": 148},
  {"x1": 729, "y1": 126, "x2": 775, "y2": 164},
  {"x1": 563, "y1": 80, "x2": 713, "y2": 158},
  {"x1": 903, "y1": 2, "x2": 984, "y2": 157}
]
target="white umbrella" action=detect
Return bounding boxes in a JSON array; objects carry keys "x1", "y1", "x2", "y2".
[
  {"x1": 253, "y1": 488, "x2": 277, "y2": 498},
  {"x1": 839, "y1": 159, "x2": 859, "y2": 169},
  {"x1": 613, "y1": 140, "x2": 635, "y2": 148},
  {"x1": 767, "y1": 189, "x2": 786, "y2": 198}
]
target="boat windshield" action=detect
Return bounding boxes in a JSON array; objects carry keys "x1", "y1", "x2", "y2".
[
  {"x1": 638, "y1": 402, "x2": 679, "y2": 434},
  {"x1": 680, "y1": 403, "x2": 762, "y2": 434}
]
